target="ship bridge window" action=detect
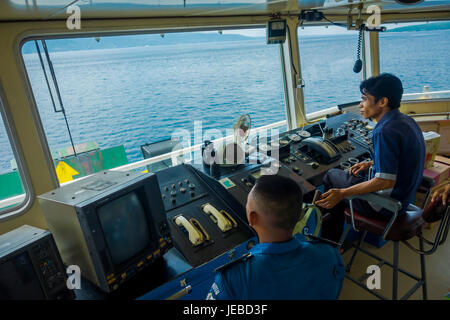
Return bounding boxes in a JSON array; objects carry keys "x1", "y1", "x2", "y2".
[
  {"x1": 21, "y1": 30, "x2": 286, "y2": 182},
  {"x1": 379, "y1": 22, "x2": 450, "y2": 99},
  {"x1": 298, "y1": 26, "x2": 363, "y2": 115},
  {"x1": 0, "y1": 95, "x2": 29, "y2": 217}
]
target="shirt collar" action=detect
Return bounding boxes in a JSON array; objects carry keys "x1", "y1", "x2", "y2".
[
  {"x1": 375, "y1": 108, "x2": 401, "y2": 129},
  {"x1": 250, "y1": 238, "x2": 302, "y2": 255}
]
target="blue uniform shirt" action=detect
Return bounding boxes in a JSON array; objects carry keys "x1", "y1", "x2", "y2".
[
  {"x1": 206, "y1": 238, "x2": 345, "y2": 300},
  {"x1": 370, "y1": 108, "x2": 425, "y2": 213}
]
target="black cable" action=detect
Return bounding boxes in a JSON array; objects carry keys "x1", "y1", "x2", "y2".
[
  {"x1": 356, "y1": 27, "x2": 363, "y2": 60},
  {"x1": 353, "y1": 27, "x2": 363, "y2": 73},
  {"x1": 285, "y1": 23, "x2": 298, "y2": 76},
  {"x1": 41, "y1": 40, "x2": 78, "y2": 157},
  {"x1": 35, "y1": 41, "x2": 59, "y2": 113},
  {"x1": 322, "y1": 16, "x2": 347, "y2": 28}
]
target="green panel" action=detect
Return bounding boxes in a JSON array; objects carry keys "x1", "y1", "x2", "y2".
[
  {"x1": 101, "y1": 146, "x2": 129, "y2": 170},
  {"x1": 52, "y1": 145, "x2": 129, "y2": 182},
  {"x1": 0, "y1": 171, "x2": 24, "y2": 201},
  {"x1": 51, "y1": 141, "x2": 99, "y2": 158},
  {"x1": 0, "y1": 146, "x2": 128, "y2": 200}
]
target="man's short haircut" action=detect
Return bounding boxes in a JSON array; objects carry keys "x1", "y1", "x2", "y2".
[
  {"x1": 360, "y1": 73, "x2": 403, "y2": 109},
  {"x1": 251, "y1": 174, "x2": 302, "y2": 231}
]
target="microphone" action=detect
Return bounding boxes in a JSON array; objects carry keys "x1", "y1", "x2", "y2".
[{"x1": 353, "y1": 58, "x2": 362, "y2": 73}]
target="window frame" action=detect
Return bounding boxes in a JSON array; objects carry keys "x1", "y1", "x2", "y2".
[
  {"x1": 18, "y1": 26, "x2": 288, "y2": 178},
  {"x1": 0, "y1": 83, "x2": 33, "y2": 221}
]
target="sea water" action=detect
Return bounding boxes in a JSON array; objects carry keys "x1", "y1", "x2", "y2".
[{"x1": 1, "y1": 30, "x2": 449, "y2": 173}]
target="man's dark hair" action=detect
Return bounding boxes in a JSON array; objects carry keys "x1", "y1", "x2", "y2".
[
  {"x1": 251, "y1": 174, "x2": 302, "y2": 231},
  {"x1": 360, "y1": 73, "x2": 403, "y2": 109}
]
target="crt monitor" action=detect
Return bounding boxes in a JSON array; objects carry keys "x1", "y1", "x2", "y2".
[
  {"x1": 38, "y1": 170, "x2": 172, "y2": 293},
  {"x1": 97, "y1": 191, "x2": 151, "y2": 266}
]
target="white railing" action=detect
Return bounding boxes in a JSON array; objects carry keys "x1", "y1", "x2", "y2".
[
  {"x1": 110, "y1": 119, "x2": 287, "y2": 172},
  {"x1": 403, "y1": 90, "x2": 450, "y2": 100},
  {"x1": 307, "y1": 106, "x2": 340, "y2": 121},
  {"x1": 0, "y1": 120, "x2": 287, "y2": 210}
]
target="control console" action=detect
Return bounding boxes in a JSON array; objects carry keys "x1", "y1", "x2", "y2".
[{"x1": 156, "y1": 164, "x2": 254, "y2": 267}]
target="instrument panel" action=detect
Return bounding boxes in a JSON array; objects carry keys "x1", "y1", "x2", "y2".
[
  {"x1": 258, "y1": 112, "x2": 374, "y2": 186},
  {"x1": 156, "y1": 164, "x2": 254, "y2": 267}
]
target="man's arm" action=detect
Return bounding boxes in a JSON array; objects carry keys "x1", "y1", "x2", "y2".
[{"x1": 315, "y1": 177, "x2": 395, "y2": 209}]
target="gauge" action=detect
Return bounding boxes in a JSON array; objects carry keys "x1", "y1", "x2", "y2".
[
  {"x1": 297, "y1": 130, "x2": 311, "y2": 138},
  {"x1": 288, "y1": 133, "x2": 301, "y2": 142}
]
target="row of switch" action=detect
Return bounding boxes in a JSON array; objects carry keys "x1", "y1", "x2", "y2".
[
  {"x1": 162, "y1": 180, "x2": 198, "y2": 205},
  {"x1": 164, "y1": 179, "x2": 191, "y2": 191}
]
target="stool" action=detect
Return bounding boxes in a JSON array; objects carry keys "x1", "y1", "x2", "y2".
[{"x1": 341, "y1": 202, "x2": 427, "y2": 300}]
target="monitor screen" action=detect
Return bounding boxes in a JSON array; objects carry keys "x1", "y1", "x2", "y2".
[
  {"x1": 98, "y1": 191, "x2": 151, "y2": 266},
  {"x1": 0, "y1": 252, "x2": 45, "y2": 299}
]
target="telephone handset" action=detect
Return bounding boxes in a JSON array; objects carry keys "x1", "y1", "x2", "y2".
[
  {"x1": 301, "y1": 137, "x2": 341, "y2": 164},
  {"x1": 174, "y1": 215, "x2": 204, "y2": 246},
  {"x1": 202, "y1": 203, "x2": 237, "y2": 232}
]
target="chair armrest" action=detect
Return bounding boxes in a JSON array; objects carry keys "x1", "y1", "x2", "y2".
[
  {"x1": 346, "y1": 193, "x2": 402, "y2": 241},
  {"x1": 347, "y1": 193, "x2": 402, "y2": 214}
]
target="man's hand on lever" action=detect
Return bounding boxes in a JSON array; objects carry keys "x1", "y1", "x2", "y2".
[
  {"x1": 348, "y1": 161, "x2": 373, "y2": 177},
  {"x1": 315, "y1": 177, "x2": 395, "y2": 210},
  {"x1": 315, "y1": 188, "x2": 346, "y2": 209}
]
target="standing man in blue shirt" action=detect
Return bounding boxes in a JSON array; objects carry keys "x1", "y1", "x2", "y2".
[
  {"x1": 207, "y1": 174, "x2": 345, "y2": 300},
  {"x1": 315, "y1": 73, "x2": 425, "y2": 243}
]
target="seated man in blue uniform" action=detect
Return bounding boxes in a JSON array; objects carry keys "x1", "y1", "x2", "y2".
[
  {"x1": 315, "y1": 73, "x2": 425, "y2": 243},
  {"x1": 206, "y1": 174, "x2": 345, "y2": 300}
]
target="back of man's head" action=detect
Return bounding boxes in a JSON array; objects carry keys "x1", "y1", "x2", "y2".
[
  {"x1": 360, "y1": 73, "x2": 403, "y2": 109},
  {"x1": 250, "y1": 174, "x2": 302, "y2": 232}
]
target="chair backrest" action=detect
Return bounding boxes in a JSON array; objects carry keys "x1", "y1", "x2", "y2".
[
  {"x1": 141, "y1": 137, "x2": 190, "y2": 173},
  {"x1": 415, "y1": 176, "x2": 435, "y2": 208},
  {"x1": 422, "y1": 197, "x2": 447, "y2": 223},
  {"x1": 404, "y1": 193, "x2": 450, "y2": 255}
]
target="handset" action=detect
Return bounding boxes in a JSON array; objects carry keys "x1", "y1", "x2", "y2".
[
  {"x1": 202, "y1": 203, "x2": 233, "y2": 232},
  {"x1": 174, "y1": 215, "x2": 204, "y2": 246}
]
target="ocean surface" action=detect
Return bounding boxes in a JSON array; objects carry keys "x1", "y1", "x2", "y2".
[{"x1": 1, "y1": 29, "x2": 449, "y2": 174}]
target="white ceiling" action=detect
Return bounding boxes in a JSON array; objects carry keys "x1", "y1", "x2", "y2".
[{"x1": 0, "y1": 0, "x2": 449, "y2": 21}]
